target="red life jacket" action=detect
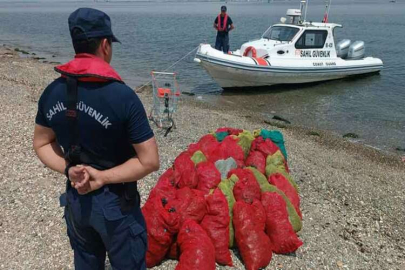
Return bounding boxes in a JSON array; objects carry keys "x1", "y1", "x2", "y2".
[
  {"x1": 217, "y1": 14, "x2": 229, "y2": 32},
  {"x1": 54, "y1": 53, "x2": 123, "y2": 83}
]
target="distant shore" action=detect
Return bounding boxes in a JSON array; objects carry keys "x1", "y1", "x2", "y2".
[{"x1": 1, "y1": 45, "x2": 404, "y2": 269}]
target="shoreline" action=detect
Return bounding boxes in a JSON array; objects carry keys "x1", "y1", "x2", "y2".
[
  {"x1": 174, "y1": 90, "x2": 405, "y2": 167},
  {"x1": 1, "y1": 45, "x2": 405, "y2": 269},
  {"x1": 4, "y1": 42, "x2": 405, "y2": 160}
]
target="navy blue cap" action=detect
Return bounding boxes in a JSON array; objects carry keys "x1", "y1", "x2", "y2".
[
  {"x1": 68, "y1": 8, "x2": 120, "y2": 43},
  {"x1": 221, "y1": 6, "x2": 227, "y2": 12}
]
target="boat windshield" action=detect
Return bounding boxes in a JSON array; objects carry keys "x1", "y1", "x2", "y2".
[{"x1": 262, "y1": 26, "x2": 300, "y2": 42}]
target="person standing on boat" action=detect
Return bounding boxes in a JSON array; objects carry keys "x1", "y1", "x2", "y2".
[{"x1": 214, "y1": 6, "x2": 234, "y2": 53}]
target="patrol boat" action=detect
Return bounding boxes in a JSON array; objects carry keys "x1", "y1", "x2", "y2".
[{"x1": 194, "y1": 1, "x2": 383, "y2": 89}]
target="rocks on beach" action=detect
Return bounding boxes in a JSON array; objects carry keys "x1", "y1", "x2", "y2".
[{"x1": 0, "y1": 46, "x2": 404, "y2": 270}]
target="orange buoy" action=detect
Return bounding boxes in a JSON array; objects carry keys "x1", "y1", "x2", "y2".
[{"x1": 243, "y1": 46, "x2": 257, "y2": 58}]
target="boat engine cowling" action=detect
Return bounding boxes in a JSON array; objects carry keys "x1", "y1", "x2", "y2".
[
  {"x1": 347, "y1": 41, "x2": 365, "y2": 60},
  {"x1": 336, "y1": 39, "x2": 351, "y2": 59}
]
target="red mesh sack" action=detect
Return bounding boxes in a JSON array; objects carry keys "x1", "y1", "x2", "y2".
[
  {"x1": 216, "y1": 127, "x2": 243, "y2": 136},
  {"x1": 221, "y1": 136, "x2": 245, "y2": 167},
  {"x1": 245, "y1": 151, "x2": 266, "y2": 174},
  {"x1": 284, "y1": 160, "x2": 290, "y2": 173},
  {"x1": 166, "y1": 241, "x2": 180, "y2": 260},
  {"x1": 196, "y1": 161, "x2": 221, "y2": 194},
  {"x1": 233, "y1": 200, "x2": 273, "y2": 270},
  {"x1": 187, "y1": 143, "x2": 200, "y2": 155},
  {"x1": 268, "y1": 173, "x2": 302, "y2": 219},
  {"x1": 200, "y1": 189, "x2": 233, "y2": 266},
  {"x1": 261, "y1": 192, "x2": 303, "y2": 254},
  {"x1": 142, "y1": 195, "x2": 181, "y2": 268},
  {"x1": 251, "y1": 136, "x2": 280, "y2": 157},
  {"x1": 228, "y1": 168, "x2": 261, "y2": 203},
  {"x1": 251, "y1": 199, "x2": 267, "y2": 231},
  {"x1": 209, "y1": 136, "x2": 245, "y2": 167},
  {"x1": 176, "y1": 219, "x2": 216, "y2": 270},
  {"x1": 149, "y1": 168, "x2": 177, "y2": 204},
  {"x1": 198, "y1": 134, "x2": 220, "y2": 159},
  {"x1": 165, "y1": 187, "x2": 207, "y2": 225},
  {"x1": 174, "y1": 152, "x2": 198, "y2": 189}
]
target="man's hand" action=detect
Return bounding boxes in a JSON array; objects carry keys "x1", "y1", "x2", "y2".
[
  {"x1": 84, "y1": 166, "x2": 105, "y2": 192},
  {"x1": 68, "y1": 166, "x2": 88, "y2": 183},
  {"x1": 72, "y1": 138, "x2": 159, "y2": 194},
  {"x1": 71, "y1": 166, "x2": 105, "y2": 195},
  {"x1": 69, "y1": 166, "x2": 92, "y2": 195}
]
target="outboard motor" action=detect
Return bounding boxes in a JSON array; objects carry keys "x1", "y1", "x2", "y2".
[
  {"x1": 347, "y1": 41, "x2": 365, "y2": 60},
  {"x1": 336, "y1": 39, "x2": 351, "y2": 59}
]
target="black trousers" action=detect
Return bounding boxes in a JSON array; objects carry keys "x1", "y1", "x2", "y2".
[
  {"x1": 215, "y1": 34, "x2": 230, "y2": 53},
  {"x1": 62, "y1": 185, "x2": 146, "y2": 270}
]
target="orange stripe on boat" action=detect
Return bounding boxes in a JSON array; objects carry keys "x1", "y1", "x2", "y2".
[{"x1": 254, "y1": 57, "x2": 268, "y2": 66}]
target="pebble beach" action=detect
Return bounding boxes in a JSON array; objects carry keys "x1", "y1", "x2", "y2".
[{"x1": 0, "y1": 46, "x2": 404, "y2": 270}]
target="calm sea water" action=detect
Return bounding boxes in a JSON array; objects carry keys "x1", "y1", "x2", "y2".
[{"x1": 0, "y1": 1, "x2": 404, "y2": 153}]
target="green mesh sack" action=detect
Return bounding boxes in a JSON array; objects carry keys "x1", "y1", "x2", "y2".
[
  {"x1": 248, "y1": 167, "x2": 302, "y2": 232},
  {"x1": 253, "y1": 129, "x2": 261, "y2": 138},
  {"x1": 266, "y1": 151, "x2": 298, "y2": 192},
  {"x1": 218, "y1": 179, "x2": 237, "y2": 248},
  {"x1": 216, "y1": 131, "x2": 229, "y2": 142},
  {"x1": 233, "y1": 130, "x2": 255, "y2": 157},
  {"x1": 265, "y1": 163, "x2": 299, "y2": 193},
  {"x1": 266, "y1": 150, "x2": 286, "y2": 170},
  {"x1": 247, "y1": 167, "x2": 270, "y2": 192},
  {"x1": 260, "y1": 129, "x2": 288, "y2": 161},
  {"x1": 191, "y1": 150, "x2": 207, "y2": 165},
  {"x1": 227, "y1": 174, "x2": 239, "y2": 190}
]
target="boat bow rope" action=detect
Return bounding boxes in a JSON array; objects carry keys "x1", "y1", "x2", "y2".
[{"x1": 137, "y1": 45, "x2": 200, "y2": 92}]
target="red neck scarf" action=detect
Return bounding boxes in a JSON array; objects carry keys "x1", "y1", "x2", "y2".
[{"x1": 54, "y1": 53, "x2": 123, "y2": 83}]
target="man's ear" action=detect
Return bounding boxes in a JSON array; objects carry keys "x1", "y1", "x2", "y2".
[{"x1": 101, "y1": 38, "x2": 110, "y2": 55}]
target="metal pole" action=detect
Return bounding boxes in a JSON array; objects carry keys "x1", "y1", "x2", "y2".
[
  {"x1": 300, "y1": 1, "x2": 306, "y2": 22},
  {"x1": 304, "y1": 0, "x2": 309, "y2": 22},
  {"x1": 327, "y1": 0, "x2": 332, "y2": 21}
]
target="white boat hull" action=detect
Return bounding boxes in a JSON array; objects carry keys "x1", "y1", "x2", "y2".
[{"x1": 196, "y1": 44, "x2": 383, "y2": 89}]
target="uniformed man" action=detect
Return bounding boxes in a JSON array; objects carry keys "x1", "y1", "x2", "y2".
[
  {"x1": 214, "y1": 6, "x2": 235, "y2": 53},
  {"x1": 33, "y1": 8, "x2": 159, "y2": 270}
]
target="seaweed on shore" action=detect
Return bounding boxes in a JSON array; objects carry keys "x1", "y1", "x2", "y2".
[
  {"x1": 343, "y1": 133, "x2": 360, "y2": 139},
  {"x1": 307, "y1": 131, "x2": 320, "y2": 137},
  {"x1": 264, "y1": 120, "x2": 287, "y2": 129},
  {"x1": 272, "y1": 115, "x2": 291, "y2": 124},
  {"x1": 14, "y1": 48, "x2": 29, "y2": 55}
]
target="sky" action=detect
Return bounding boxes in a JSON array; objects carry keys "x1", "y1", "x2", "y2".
[{"x1": 0, "y1": 0, "x2": 396, "y2": 2}]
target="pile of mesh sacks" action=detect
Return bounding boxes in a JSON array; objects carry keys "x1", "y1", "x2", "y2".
[{"x1": 142, "y1": 127, "x2": 303, "y2": 270}]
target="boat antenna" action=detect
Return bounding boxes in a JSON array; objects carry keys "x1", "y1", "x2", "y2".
[
  {"x1": 299, "y1": 1, "x2": 306, "y2": 23},
  {"x1": 327, "y1": 0, "x2": 332, "y2": 21},
  {"x1": 304, "y1": 0, "x2": 309, "y2": 22},
  {"x1": 323, "y1": 0, "x2": 332, "y2": 23}
]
